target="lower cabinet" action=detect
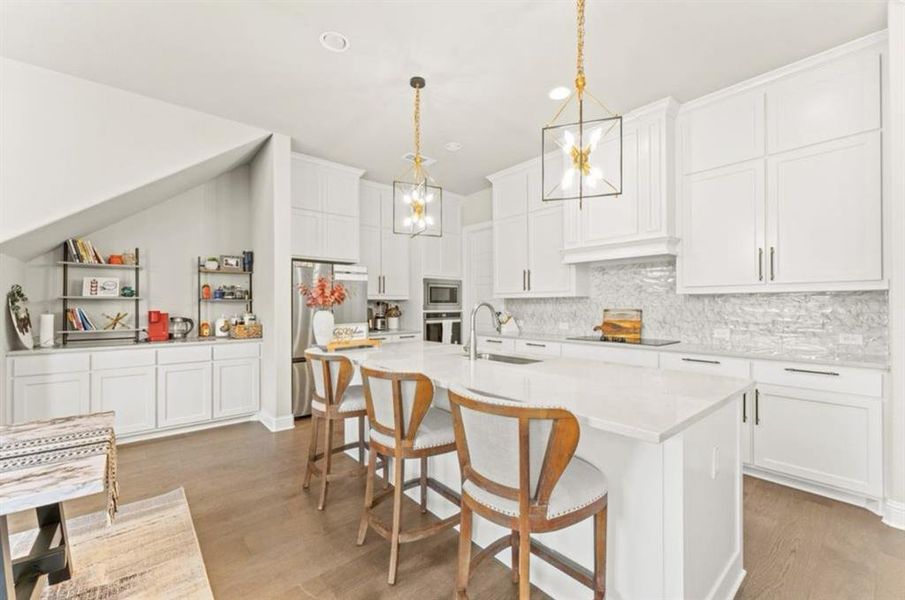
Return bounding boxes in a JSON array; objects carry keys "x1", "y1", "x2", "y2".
[
  {"x1": 91, "y1": 367, "x2": 157, "y2": 436},
  {"x1": 157, "y1": 362, "x2": 213, "y2": 428},
  {"x1": 213, "y1": 358, "x2": 260, "y2": 418},
  {"x1": 751, "y1": 385, "x2": 883, "y2": 497},
  {"x1": 11, "y1": 372, "x2": 90, "y2": 423}
]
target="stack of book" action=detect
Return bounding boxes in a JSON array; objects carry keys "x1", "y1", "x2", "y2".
[
  {"x1": 66, "y1": 308, "x2": 96, "y2": 331},
  {"x1": 65, "y1": 239, "x2": 105, "y2": 264}
]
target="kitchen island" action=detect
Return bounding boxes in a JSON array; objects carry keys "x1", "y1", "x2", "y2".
[{"x1": 340, "y1": 341, "x2": 753, "y2": 600}]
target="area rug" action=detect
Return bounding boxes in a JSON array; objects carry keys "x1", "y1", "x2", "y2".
[{"x1": 12, "y1": 488, "x2": 213, "y2": 599}]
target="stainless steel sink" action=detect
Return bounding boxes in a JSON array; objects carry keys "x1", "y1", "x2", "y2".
[{"x1": 466, "y1": 352, "x2": 543, "y2": 365}]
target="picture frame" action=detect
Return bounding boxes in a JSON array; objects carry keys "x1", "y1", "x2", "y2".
[
  {"x1": 220, "y1": 255, "x2": 243, "y2": 272},
  {"x1": 82, "y1": 276, "x2": 120, "y2": 297}
]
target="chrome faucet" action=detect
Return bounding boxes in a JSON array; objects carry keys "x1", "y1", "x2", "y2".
[{"x1": 469, "y1": 302, "x2": 502, "y2": 361}]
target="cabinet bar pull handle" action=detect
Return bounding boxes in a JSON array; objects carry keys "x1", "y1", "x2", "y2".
[
  {"x1": 681, "y1": 357, "x2": 721, "y2": 365},
  {"x1": 742, "y1": 392, "x2": 747, "y2": 423},
  {"x1": 525, "y1": 342, "x2": 546, "y2": 348},
  {"x1": 784, "y1": 367, "x2": 840, "y2": 377},
  {"x1": 758, "y1": 248, "x2": 764, "y2": 281},
  {"x1": 527, "y1": 269, "x2": 531, "y2": 291},
  {"x1": 769, "y1": 246, "x2": 775, "y2": 281},
  {"x1": 755, "y1": 389, "x2": 760, "y2": 425},
  {"x1": 486, "y1": 339, "x2": 502, "y2": 344}
]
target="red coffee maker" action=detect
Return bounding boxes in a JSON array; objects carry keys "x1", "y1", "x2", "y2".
[{"x1": 147, "y1": 310, "x2": 170, "y2": 342}]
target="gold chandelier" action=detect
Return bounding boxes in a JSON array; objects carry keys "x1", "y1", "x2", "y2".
[
  {"x1": 542, "y1": 0, "x2": 622, "y2": 209},
  {"x1": 393, "y1": 76, "x2": 442, "y2": 237}
]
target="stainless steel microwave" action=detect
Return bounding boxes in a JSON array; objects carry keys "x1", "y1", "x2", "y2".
[{"x1": 423, "y1": 278, "x2": 462, "y2": 311}]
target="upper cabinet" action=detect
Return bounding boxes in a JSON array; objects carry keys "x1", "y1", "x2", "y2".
[
  {"x1": 561, "y1": 97, "x2": 680, "y2": 264},
  {"x1": 677, "y1": 38, "x2": 885, "y2": 294},
  {"x1": 290, "y1": 153, "x2": 364, "y2": 263},
  {"x1": 358, "y1": 181, "x2": 410, "y2": 300},
  {"x1": 488, "y1": 159, "x2": 586, "y2": 298}
]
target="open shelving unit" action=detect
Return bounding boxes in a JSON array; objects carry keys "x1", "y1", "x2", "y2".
[
  {"x1": 59, "y1": 244, "x2": 142, "y2": 345},
  {"x1": 197, "y1": 257, "x2": 253, "y2": 332}
]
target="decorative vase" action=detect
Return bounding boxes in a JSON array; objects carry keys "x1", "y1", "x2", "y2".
[{"x1": 313, "y1": 310, "x2": 335, "y2": 346}]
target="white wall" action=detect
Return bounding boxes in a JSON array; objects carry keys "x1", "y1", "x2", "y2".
[
  {"x1": 0, "y1": 58, "x2": 268, "y2": 258},
  {"x1": 250, "y1": 134, "x2": 293, "y2": 432},
  {"x1": 462, "y1": 187, "x2": 492, "y2": 226},
  {"x1": 21, "y1": 166, "x2": 253, "y2": 334}
]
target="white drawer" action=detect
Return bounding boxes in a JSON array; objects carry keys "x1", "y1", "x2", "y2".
[
  {"x1": 561, "y1": 343, "x2": 659, "y2": 368},
  {"x1": 515, "y1": 339, "x2": 562, "y2": 357},
  {"x1": 476, "y1": 336, "x2": 515, "y2": 353},
  {"x1": 213, "y1": 343, "x2": 260, "y2": 361},
  {"x1": 13, "y1": 353, "x2": 90, "y2": 377},
  {"x1": 660, "y1": 353, "x2": 750, "y2": 378},
  {"x1": 91, "y1": 349, "x2": 156, "y2": 370},
  {"x1": 157, "y1": 345, "x2": 212, "y2": 365},
  {"x1": 752, "y1": 360, "x2": 884, "y2": 398}
]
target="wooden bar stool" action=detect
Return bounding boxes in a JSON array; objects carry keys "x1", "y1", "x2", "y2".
[
  {"x1": 303, "y1": 349, "x2": 374, "y2": 511},
  {"x1": 448, "y1": 385, "x2": 608, "y2": 600},
  {"x1": 357, "y1": 364, "x2": 461, "y2": 585}
]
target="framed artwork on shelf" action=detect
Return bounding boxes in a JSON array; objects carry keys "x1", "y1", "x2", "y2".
[{"x1": 82, "y1": 276, "x2": 120, "y2": 297}]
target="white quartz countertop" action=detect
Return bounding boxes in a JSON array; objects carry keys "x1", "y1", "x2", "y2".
[
  {"x1": 6, "y1": 336, "x2": 261, "y2": 356},
  {"x1": 341, "y1": 341, "x2": 753, "y2": 444},
  {"x1": 475, "y1": 330, "x2": 888, "y2": 371}
]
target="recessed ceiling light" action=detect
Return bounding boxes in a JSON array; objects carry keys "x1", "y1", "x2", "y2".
[
  {"x1": 319, "y1": 31, "x2": 350, "y2": 53},
  {"x1": 548, "y1": 86, "x2": 571, "y2": 100},
  {"x1": 444, "y1": 142, "x2": 462, "y2": 152}
]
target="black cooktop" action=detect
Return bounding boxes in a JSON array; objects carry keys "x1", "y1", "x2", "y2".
[{"x1": 566, "y1": 336, "x2": 680, "y2": 347}]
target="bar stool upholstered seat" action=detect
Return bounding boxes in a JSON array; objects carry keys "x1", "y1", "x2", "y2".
[
  {"x1": 302, "y1": 349, "x2": 372, "y2": 511},
  {"x1": 357, "y1": 364, "x2": 461, "y2": 585},
  {"x1": 448, "y1": 385, "x2": 608, "y2": 600}
]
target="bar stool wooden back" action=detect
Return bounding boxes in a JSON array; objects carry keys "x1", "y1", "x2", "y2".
[
  {"x1": 448, "y1": 385, "x2": 608, "y2": 600},
  {"x1": 357, "y1": 364, "x2": 461, "y2": 585},
  {"x1": 302, "y1": 349, "x2": 370, "y2": 511}
]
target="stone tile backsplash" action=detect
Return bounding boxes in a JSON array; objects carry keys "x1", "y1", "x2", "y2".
[{"x1": 505, "y1": 259, "x2": 888, "y2": 363}]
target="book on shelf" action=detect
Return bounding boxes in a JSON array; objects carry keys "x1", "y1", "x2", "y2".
[
  {"x1": 65, "y1": 238, "x2": 106, "y2": 264},
  {"x1": 66, "y1": 308, "x2": 96, "y2": 331}
]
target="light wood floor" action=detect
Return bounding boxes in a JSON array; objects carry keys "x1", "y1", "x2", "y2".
[{"x1": 11, "y1": 420, "x2": 905, "y2": 599}]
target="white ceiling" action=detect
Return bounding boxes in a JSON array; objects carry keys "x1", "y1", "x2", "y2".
[{"x1": 0, "y1": 1, "x2": 887, "y2": 194}]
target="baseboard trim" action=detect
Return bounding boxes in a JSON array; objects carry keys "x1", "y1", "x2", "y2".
[
  {"x1": 882, "y1": 499, "x2": 905, "y2": 530},
  {"x1": 257, "y1": 412, "x2": 295, "y2": 432}
]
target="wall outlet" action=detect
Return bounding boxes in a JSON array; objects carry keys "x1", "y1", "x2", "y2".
[
  {"x1": 712, "y1": 328, "x2": 731, "y2": 341},
  {"x1": 838, "y1": 333, "x2": 863, "y2": 346},
  {"x1": 558, "y1": 322, "x2": 570, "y2": 331}
]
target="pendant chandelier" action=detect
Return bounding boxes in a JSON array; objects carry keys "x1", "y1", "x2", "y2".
[
  {"x1": 542, "y1": 0, "x2": 622, "y2": 209},
  {"x1": 393, "y1": 76, "x2": 442, "y2": 237}
]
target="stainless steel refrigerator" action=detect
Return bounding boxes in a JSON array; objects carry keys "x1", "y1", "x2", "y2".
[{"x1": 291, "y1": 261, "x2": 368, "y2": 417}]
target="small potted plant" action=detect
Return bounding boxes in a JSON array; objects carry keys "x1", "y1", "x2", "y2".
[
  {"x1": 386, "y1": 305, "x2": 402, "y2": 330},
  {"x1": 299, "y1": 276, "x2": 347, "y2": 345}
]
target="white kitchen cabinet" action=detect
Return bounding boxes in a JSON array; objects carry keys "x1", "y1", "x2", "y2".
[
  {"x1": 766, "y1": 48, "x2": 880, "y2": 153},
  {"x1": 213, "y1": 358, "x2": 260, "y2": 418},
  {"x1": 766, "y1": 131, "x2": 881, "y2": 285},
  {"x1": 527, "y1": 207, "x2": 571, "y2": 294},
  {"x1": 323, "y1": 213, "x2": 360, "y2": 263},
  {"x1": 157, "y1": 362, "x2": 212, "y2": 428},
  {"x1": 488, "y1": 159, "x2": 586, "y2": 298},
  {"x1": 677, "y1": 39, "x2": 885, "y2": 295},
  {"x1": 492, "y1": 215, "x2": 528, "y2": 295},
  {"x1": 11, "y1": 372, "x2": 90, "y2": 423},
  {"x1": 680, "y1": 160, "x2": 765, "y2": 288},
  {"x1": 290, "y1": 153, "x2": 364, "y2": 262},
  {"x1": 751, "y1": 386, "x2": 882, "y2": 497},
  {"x1": 380, "y1": 229, "x2": 410, "y2": 298},
  {"x1": 90, "y1": 366, "x2": 156, "y2": 435},
  {"x1": 359, "y1": 181, "x2": 410, "y2": 299},
  {"x1": 562, "y1": 98, "x2": 680, "y2": 264},
  {"x1": 681, "y1": 91, "x2": 765, "y2": 174}
]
